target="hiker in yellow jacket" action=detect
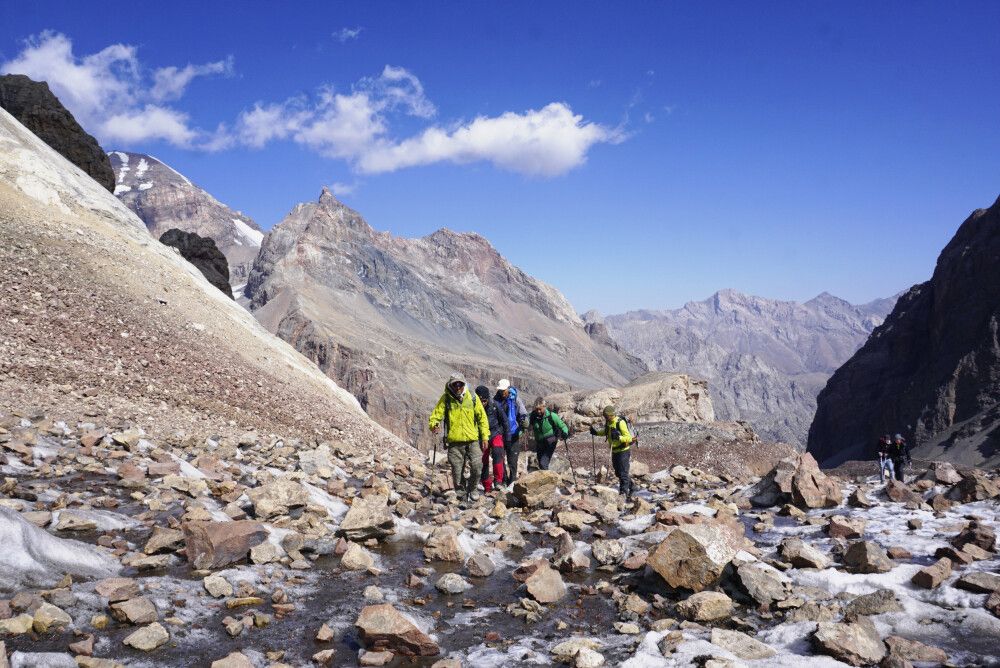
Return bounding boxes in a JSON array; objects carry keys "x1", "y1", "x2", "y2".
[
  {"x1": 589, "y1": 405, "x2": 634, "y2": 498},
  {"x1": 429, "y1": 372, "x2": 489, "y2": 502}
]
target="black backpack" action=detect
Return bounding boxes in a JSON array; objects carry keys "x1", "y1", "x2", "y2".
[{"x1": 615, "y1": 415, "x2": 638, "y2": 445}]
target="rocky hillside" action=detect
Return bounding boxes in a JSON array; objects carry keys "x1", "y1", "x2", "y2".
[
  {"x1": 0, "y1": 74, "x2": 115, "y2": 193},
  {"x1": 109, "y1": 151, "x2": 265, "y2": 286},
  {"x1": 809, "y1": 195, "x2": 1000, "y2": 469},
  {"x1": 0, "y1": 104, "x2": 404, "y2": 454},
  {"x1": 245, "y1": 188, "x2": 647, "y2": 449},
  {"x1": 603, "y1": 290, "x2": 897, "y2": 446}
]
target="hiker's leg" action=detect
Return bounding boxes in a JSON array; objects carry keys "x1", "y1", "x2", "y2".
[
  {"x1": 892, "y1": 457, "x2": 904, "y2": 482},
  {"x1": 537, "y1": 440, "x2": 553, "y2": 470},
  {"x1": 611, "y1": 450, "x2": 624, "y2": 490},
  {"x1": 467, "y1": 442, "x2": 483, "y2": 494},
  {"x1": 491, "y1": 445, "x2": 505, "y2": 488},
  {"x1": 505, "y1": 435, "x2": 520, "y2": 484},
  {"x1": 447, "y1": 444, "x2": 464, "y2": 491},
  {"x1": 480, "y1": 446, "x2": 491, "y2": 491}
]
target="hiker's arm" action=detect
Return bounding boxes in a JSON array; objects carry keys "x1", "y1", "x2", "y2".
[
  {"x1": 475, "y1": 399, "x2": 490, "y2": 442},
  {"x1": 590, "y1": 423, "x2": 607, "y2": 437},
  {"x1": 498, "y1": 404, "x2": 512, "y2": 441},
  {"x1": 429, "y1": 395, "x2": 446, "y2": 432},
  {"x1": 553, "y1": 412, "x2": 569, "y2": 437}
]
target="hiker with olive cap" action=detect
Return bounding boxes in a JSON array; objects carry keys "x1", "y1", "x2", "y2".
[
  {"x1": 529, "y1": 397, "x2": 569, "y2": 471},
  {"x1": 590, "y1": 405, "x2": 634, "y2": 498},
  {"x1": 429, "y1": 373, "x2": 489, "y2": 501}
]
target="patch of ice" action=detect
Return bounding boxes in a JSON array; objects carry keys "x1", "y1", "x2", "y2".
[
  {"x1": 461, "y1": 637, "x2": 550, "y2": 666},
  {"x1": 49, "y1": 509, "x2": 140, "y2": 532},
  {"x1": 391, "y1": 517, "x2": 430, "y2": 543},
  {"x1": 617, "y1": 512, "x2": 656, "y2": 535},
  {"x1": 0, "y1": 507, "x2": 120, "y2": 594},
  {"x1": 135, "y1": 157, "x2": 149, "y2": 178},
  {"x1": 169, "y1": 453, "x2": 207, "y2": 479},
  {"x1": 669, "y1": 503, "x2": 717, "y2": 516},
  {"x1": 233, "y1": 218, "x2": 264, "y2": 246},
  {"x1": 9, "y1": 652, "x2": 78, "y2": 667},
  {"x1": 113, "y1": 184, "x2": 132, "y2": 195},
  {"x1": 138, "y1": 182, "x2": 153, "y2": 190},
  {"x1": 303, "y1": 481, "x2": 349, "y2": 522}
]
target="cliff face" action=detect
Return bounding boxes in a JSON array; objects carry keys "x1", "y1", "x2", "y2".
[
  {"x1": 245, "y1": 189, "x2": 647, "y2": 448},
  {"x1": 0, "y1": 74, "x2": 115, "y2": 193},
  {"x1": 605, "y1": 290, "x2": 895, "y2": 446},
  {"x1": 808, "y1": 195, "x2": 1000, "y2": 468},
  {"x1": 108, "y1": 151, "x2": 264, "y2": 287},
  {"x1": 159, "y1": 228, "x2": 234, "y2": 299}
]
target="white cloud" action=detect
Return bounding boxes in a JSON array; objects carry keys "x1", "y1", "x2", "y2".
[
  {"x1": 334, "y1": 27, "x2": 363, "y2": 43},
  {"x1": 0, "y1": 31, "x2": 230, "y2": 148},
  {"x1": 329, "y1": 181, "x2": 358, "y2": 196},
  {"x1": 237, "y1": 67, "x2": 620, "y2": 177}
]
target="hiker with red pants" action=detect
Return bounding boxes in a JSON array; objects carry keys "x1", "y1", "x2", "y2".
[{"x1": 475, "y1": 385, "x2": 510, "y2": 493}]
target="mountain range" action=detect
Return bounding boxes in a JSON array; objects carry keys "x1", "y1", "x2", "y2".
[{"x1": 601, "y1": 290, "x2": 898, "y2": 446}]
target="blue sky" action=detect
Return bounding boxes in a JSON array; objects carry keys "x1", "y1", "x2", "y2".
[{"x1": 2, "y1": 1, "x2": 999, "y2": 313}]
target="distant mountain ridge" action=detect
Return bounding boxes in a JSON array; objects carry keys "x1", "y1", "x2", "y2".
[
  {"x1": 245, "y1": 188, "x2": 647, "y2": 447},
  {"x1": 108, "y1": 151, "x2": 264, "y2": 286},
  {"x1": 602, "y1": 289, "x2": 898, "y2": 445}
]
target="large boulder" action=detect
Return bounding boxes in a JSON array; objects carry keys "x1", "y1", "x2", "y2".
[
  {"x1": 949, "y1": 470, "x2": 1000, "y2": 502},
  {"x1": 747, "y1": 454, "x2": 840, "y2": 509},
  {"x1": 181, "y1": 520, "x2": 268, "y2": 570},
  {"x1": 843, "y1": 541, "x2": 894, "y2": 574},
  {"x1": 159, "y1": 229, "x2": 234, "y2": 299},
  {"x1": 423, "y1": 526, "x2": 466, "y2": 563},
  {"x1": 734, "y1": 561, "x2": 788, "y2": 607},
  {"x1": 337, "y1": 495, "x2": 395, "y2": 541},
  {"x1": 0, "y1": 74, "x2": 115, "y2": 192},
  {"x1": 812, "y1": 617, "x2": 887, "y2": 666},
  {"x1": 247, "y1": 477, "x2": 310, "y2": 519},
  {"x1": 512, "y1": 470, "x2": 561, "y2": 508},
  {"x1": 778, "y1": 537, "x2": 830, "y2": 569},
  {"x1": 647, "y1": 522, "x2": 743, "y2": 591},
  {"x1": 524, "y1": 564, "x2": 567, "y2": 603},
  {"x1": 355, "y1": 604, "x2": 439, "y2": 656}
]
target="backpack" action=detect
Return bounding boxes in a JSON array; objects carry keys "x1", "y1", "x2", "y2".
[{"x1": 615, "y1": 415, "x2": 638, "y2": 445}]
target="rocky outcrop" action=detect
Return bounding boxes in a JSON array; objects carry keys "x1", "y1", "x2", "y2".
[
  {"x1": 809, "y1": 195, "x2": 1000, "y2": 468},
  {"x1": 159, "y1": 229, "x2": 233, "y2": 299},
  {"x1": 604, "y1": 290, "x2": 896, "y2": 446},
  {"x1": 545, "y1": 372, "x2": 715, "y2": 433},
  {"x1": 108, "y1": 151, "x2": 264, "y2": 287},
  {"x1": 245, "y1": 188, "x2": 646, "y2": 448},
  {"x1": 0, "y1": 74, "x2": 115, "y2": 193},
  {"x1": 745, "y1": 453, "x2": 842, "y2": 509}
]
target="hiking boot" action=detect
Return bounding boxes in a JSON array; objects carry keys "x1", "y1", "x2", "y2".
[{"x1": 470, "y1": 491, "x2": 481, "y2": 501}]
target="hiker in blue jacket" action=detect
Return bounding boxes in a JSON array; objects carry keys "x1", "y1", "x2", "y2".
[{"x1": 495, "y1": 379, "x2": 528, "y2": 486}]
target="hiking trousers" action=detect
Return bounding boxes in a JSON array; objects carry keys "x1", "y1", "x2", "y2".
[
  {"x1": 890, "y1": 456, "x2": 905, "y2": 482},
  {"x1": 536, "y1": 437, "x2": 558, "y2": 471},
  {"x1": 504, "y1": 432, "x2": 522, "y2": 485},
  {"x1": 612, "y1": 449, "x2": 632, "y2": 496},
  {"x1": 480, "y1": 435, "x2": 505, "y2": 492},
  {"x1": 447, "y1": 441, "x2": 482, "y2": 494},
  {"x1": 879, "y1": 458, "x2": 895, "y2": 483}
]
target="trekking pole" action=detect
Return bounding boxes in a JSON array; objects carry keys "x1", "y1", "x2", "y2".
[
  {"x1": 591, "y1": 434, "x2": 597, "y2": 476},
  {"x1": 562, "y1": 434, "x2": 578, "y2": 487}
]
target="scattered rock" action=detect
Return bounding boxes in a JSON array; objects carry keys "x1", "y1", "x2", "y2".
[
  {"x1": 826, "y1": 516, "x2": 866, "y2": 540},
  {"x1": 812, "y1": 617, "x2": 887, "y2": 666},
  {"x1": 648, "y1": 523, "x2": 742, "y2": 591},
  {"x1": 525, "y1": 564, "x2": 567, "y2": 604},
  {"x1": 423, "y1": 526, "x2": 466, "y2": 563},
  {"x1": 110, "y1": 597, "x2": 158, "y2": 625},
  {"x1": 31, "y1": 602, "x2": 72, "y2": 633},
  {"x1": 843, "y1": 541, "x2": 893, "y2": 574},
  {"x1": 734, "y1": 561, "x2": 787, "y2": 607},
  {"x1": 182, "y1": 520, "x2": 268, "y2": 570},
  {"x1": 911, "y1": 558, "x2": 952, "y2": 589},
  {"x1": 210, "y1": 652, "x2": 255, "y2": 668},
  {"x1": 884, "y1": 635, "x2": 948, "y2": 664},
  {"x1": 342, "y1": 542, "x2": 376, "y2": 571},
  {"x1": 512, "y1": 470, "x2": 561, "y2": 507},
  {"x1": 355, "y1": 604, "x2": 439, "y2": 656},
  {"x1": 122, "y1": 622, "x2": 169, "y2": 651},
  {"x1": 779, "y1": 537, "x2": 830, "y2": 569},
  {"x1": 676, "y1": 591, "x2": 733, "y2": 622},
  {"x1": 591, "y1": 539, "x2": 625, "y2": 566},
  {"x1": 955, "y1": 571, "x2": 1000, "y2": 594},
  {"x1": 466, "y1": 551, "x2": 496, "y2": 577},
  {"x1": 203, "y1": 575, "x2": 233, "y2": 598},
  {"x1": 338, "y1": 496, "x2": 395, "y2": 541},
  {"x1": 843, "y1": 589, "x2": 903, "y2": 621},
  {"x1": 435, "y1": 573, "x2": 472, "y2": 595},
  {"x1": 710, "y1": 628, "x2": 776, "y2": 660}
]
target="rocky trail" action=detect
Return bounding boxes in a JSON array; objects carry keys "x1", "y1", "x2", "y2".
[{"x1": 2, "y1": 408, "x2": 999, "y2": 668}]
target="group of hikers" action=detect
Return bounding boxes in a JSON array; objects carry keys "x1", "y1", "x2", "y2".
[
  {"x1": 428, "y1": 373, "x2": 635, "y2": 504},
  {"x1": 876, "y1": 433, "x2": 912, "y2": 482}
]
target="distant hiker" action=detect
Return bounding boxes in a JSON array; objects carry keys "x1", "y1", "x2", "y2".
[
  {"x1": 475, "y1": 385, "x2": 510, "y2": 493},
  {"x1": 429, "y1": 373, "x2": 488, "y2": 501},
  {"x1": 888, "y1": 433, "x2": 911, "y2": 482},
  {"x1": 590, "y1": 405, "x2": 634, "y2": 498},
  {"x1": 495, "y1": 379, "x2": 528, "y2": 485},
  {"x1": 876, "y1": 434, "x2": 895, "y2": 483},
  {"x1": 529, "y1": 397, "x2": 569, "y2": 471}
]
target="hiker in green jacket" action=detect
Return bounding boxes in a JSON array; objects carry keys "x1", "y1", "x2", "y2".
[
  {"x1": 429, "y1": 373, "x2": 489, "y2": 501},
  {"x1": 590, "y1": 405, "x2": 633, "y2": 498},
  {"x1": 529, "y1": 397, "x2": 569, "y2": 471}
]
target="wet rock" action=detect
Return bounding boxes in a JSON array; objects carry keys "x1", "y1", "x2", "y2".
[
  {"x1": 885, "y1": 635, "x2": 948, "y2": 664},
  {"x1": 110, "y1": 597, "x2": 158, "y2": 625},
  {"x1": 143, "y1": 526, "x2": 184, "y2": 554},
  {"x1": 355, "y1": 604, "x2": 440, "y2": 656},
  {"x1": 93, "y1": 578, "x2": 139, "y2": 603},
  {"x1": 423, "y1": 526, "x2": 466, "y2": 562},
  {"x1": 648, "y1": 523, "x2": 742, "y2": 592},
  {"x1": 843, "y1": 541, "x2": 893, "y2": 574},
  {"x1": 811, "y1": 617, "x2": 886, "y2": 666},
  {"x1": 734, "y1": 561, "x2": 787, "y2": 607},
  {"x1": 778, "y1": 537, "x2": 830, "y2": 569},
  {"x1": 338, "y1": 495, "x2": 395, "y2": 541},
  {"x1": 122, "y1": 622, "x2": 169, "y2": 651},
  {"x1": 987, "y1": 591, "x2": 1000, "y2": 618},
  {"x1": 249, "y1": 541, "x2": 283, "y2": 565},
  {"x1": 955, "y1": 571, "x2": 1000, "y2": 594},
  {"x1": 826, "y1": 516, "x2": 866, "y2": 540},
  {"x1": 949, "y1": 470, "x2": 1000, "y2": 502},
  {"x1": 929, "y1": 493, "x2": 954, "y2": 512},
  {"x1": 552, "y1": 638, "x2": 605, "y2": 667},
  {"x1": 0, "y1": 614, "x2": 33, "y2": 635},
  {"x1": 210, "y1": 652, "x2": 254, "y2": 668},
  {"x1": 557, "y1": 510, "x2": 597, "y2": 532},
  {"x1": 525, "y1": 564, "x2": 567, "y2": 603},
  {"x1": 951, "y1": 521, "x2": 996, "y2": 552},
  {"x1": 203, "y1": 575, "x2": 233, "y2": 598},
  {"x1": 676, "y1": 591, "x2": 733, "y2": 622},
  {"x1": 31, "y1": 602, "x2": 71, "y2": 633},
  {"x1": 911, "y1": 558, "x2": 952, "y2": 589},
  {"x1": 592, "y1": 539, "x2": 625, "y2": 566},
  {"x1": 435, "y1": 573, "x2": 472, "y2": 595},
  {"x1": 710, "y1": 628, "x2": 777, "y2": 660},
  {"x1": 341, "y1": 542, "x2": 376, "y2": 571},
  {"x1": 182, "y1": 520, "x2": 268, "y2": 570},
  {"x1": 247, "y1": 478, "x2": 310, "y2": 519},
  {"x1": 466, "y1": 552, "x2": 496, "y2": 577},
  {"x1": 843, "y1": 589, "x2": 903, "y2": 621},
  {"x1": 359, "y1": 650, "x2": 394, "y2": 667}
]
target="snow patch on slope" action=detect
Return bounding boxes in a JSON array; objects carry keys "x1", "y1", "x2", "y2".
[{"x1": 233, "y1": 218, "x2": 264, "y2": 246}]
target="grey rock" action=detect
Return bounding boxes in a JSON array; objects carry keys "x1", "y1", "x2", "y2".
[{"x1": 159, "y1": 229, "x2": 233, "y2": 299}]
